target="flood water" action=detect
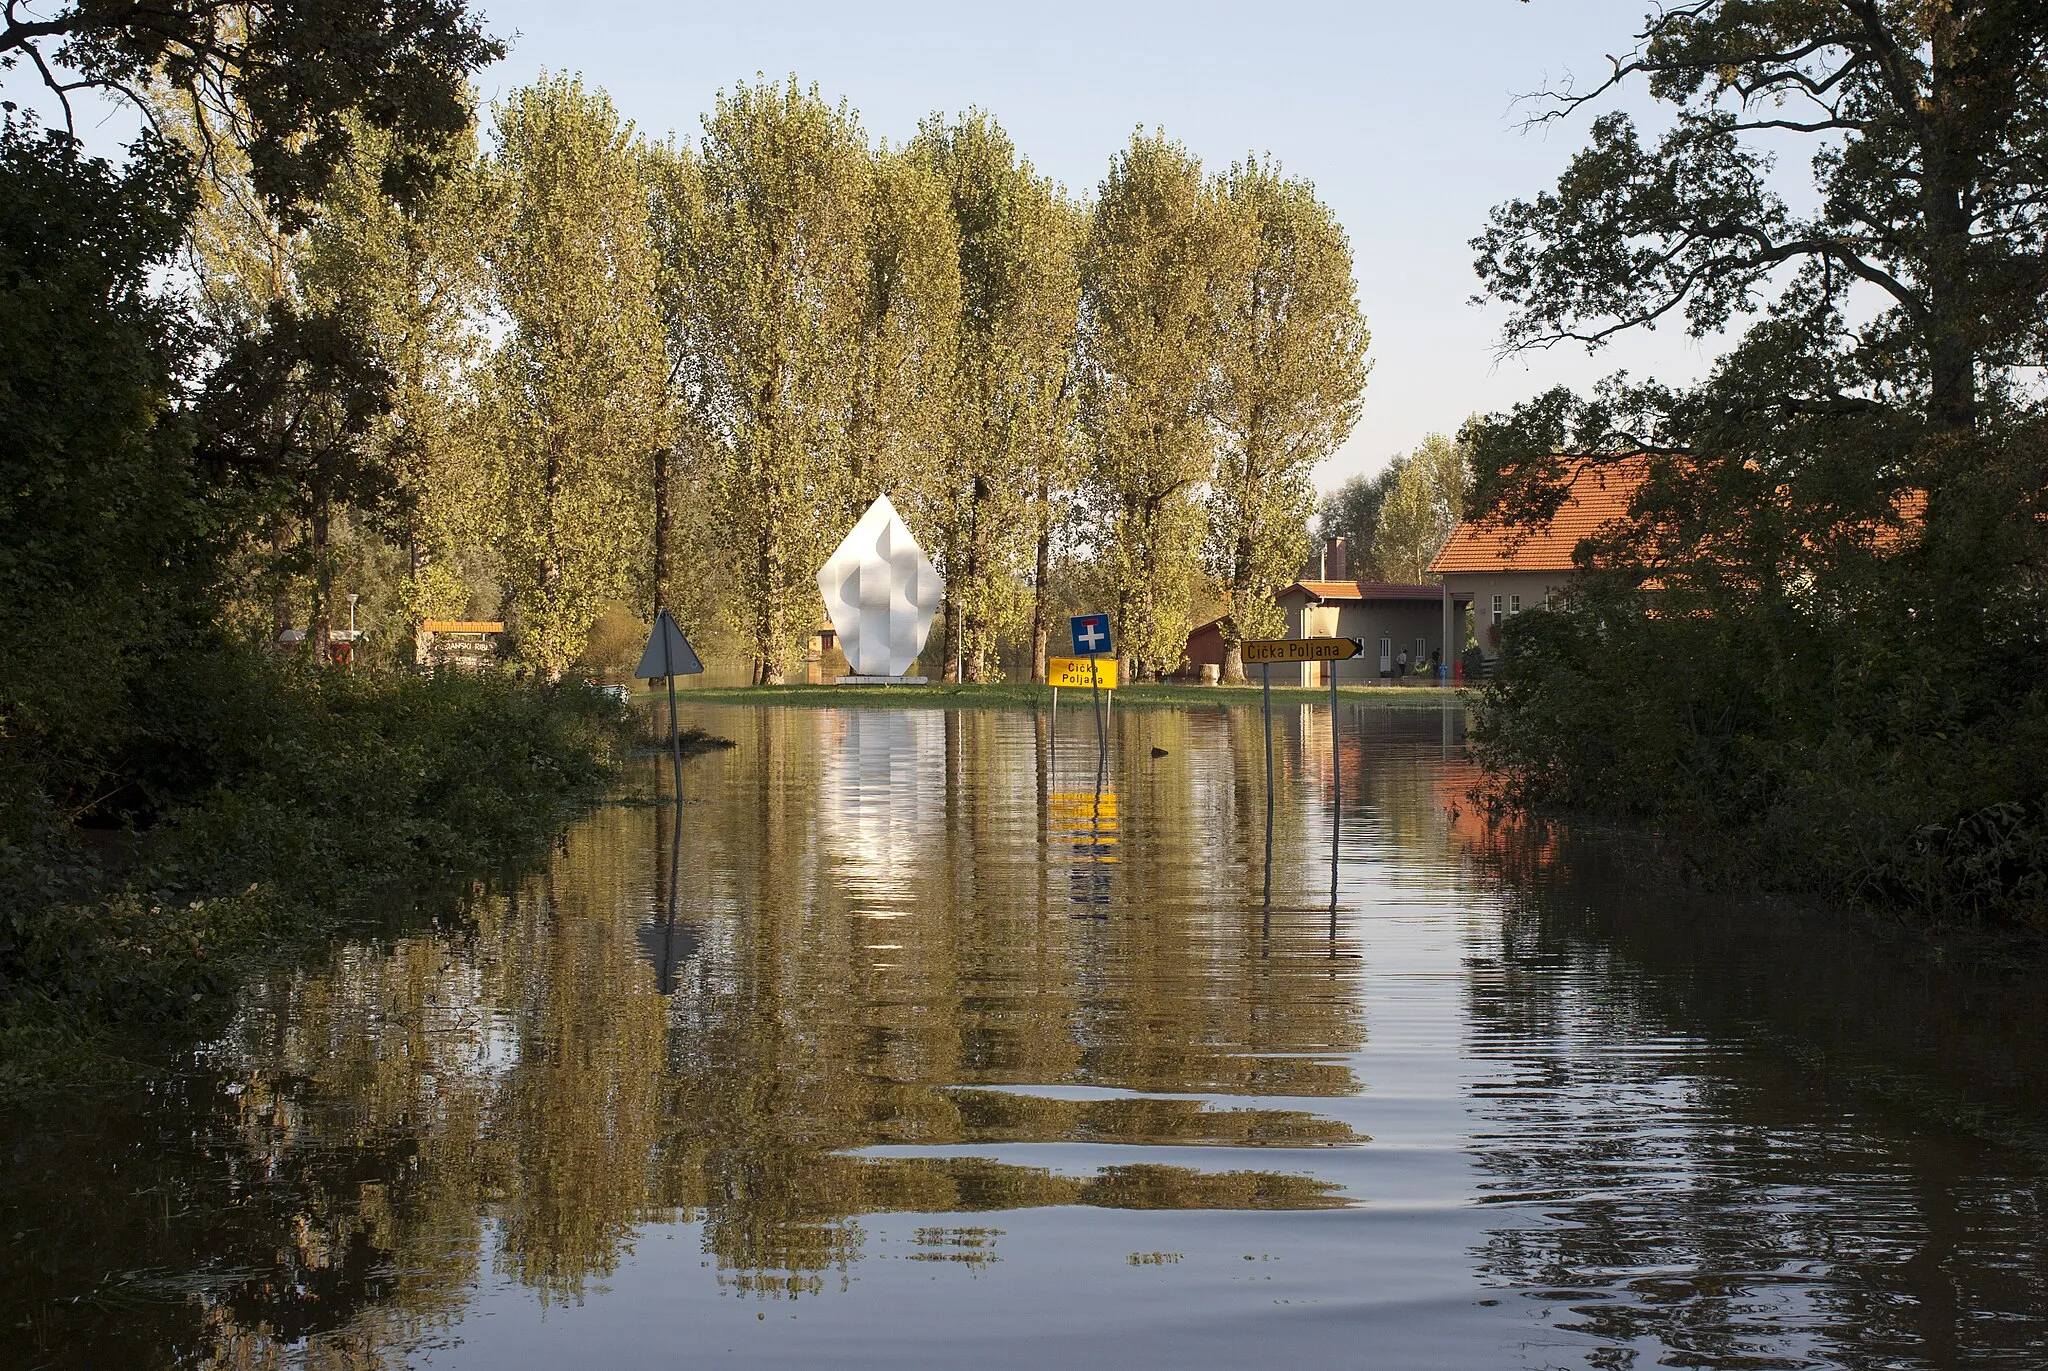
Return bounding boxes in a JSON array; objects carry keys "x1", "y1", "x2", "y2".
[{"x1": 6, "y1": 701, "x2": 2048, "y2": 1369}]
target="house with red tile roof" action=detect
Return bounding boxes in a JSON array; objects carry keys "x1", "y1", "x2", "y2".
[
  {"x1": 1185, "y1": 537, "x2": 1452, "y2": 685},
  {"x1": 1427, "y1": 458, "x2": 1648, "y2": 664}
]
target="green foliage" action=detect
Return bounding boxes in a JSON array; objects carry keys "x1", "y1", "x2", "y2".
[
  {"x1": 1080, "y1": 131, "x2": 1228, "y2": 680},
  {"x1": 0, "y1": 121, "x2": 205, "y2": 809},
  {"x1": 909, "y1": 111, "x2": 1083, "y2": 683},
  {"x1": 0, "y1": 659, "x2": 629, "y2": 1090},
  {"x1": 489, "y1": 76, "x2": 669, "y2": 676},
  {"x1": 7, "y1": 0, "x2": 502, "y2": 223},
  {"x1": 652, "y1": 79, "x2": 874, "y2": 683},
  {"x1": 1318, "y1": 430, "x2": 1469, "y2": 584},
  {"x1": 1205, "y1": 158, "x2": 1370, "y2": 677},
  {"x1": 1467, "y1": 3, "x2": 2048, "y2": 922}
]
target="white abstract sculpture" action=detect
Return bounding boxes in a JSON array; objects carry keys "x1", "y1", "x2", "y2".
[{"x1": 817, "y1": 494, "x2": 943, "y2": 679}]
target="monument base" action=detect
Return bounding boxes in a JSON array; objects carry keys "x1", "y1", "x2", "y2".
[{"x1": 834, "y1": 675, "x2": 929, "y2": 686}]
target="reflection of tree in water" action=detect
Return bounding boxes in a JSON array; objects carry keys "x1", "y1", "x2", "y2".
[
  {"x1": 70, "y1": 701, "x2": 1382, "y2": 1362},
  {"x1": 1457, "y1": 824, "x2": 2048, "y2": 1370}
]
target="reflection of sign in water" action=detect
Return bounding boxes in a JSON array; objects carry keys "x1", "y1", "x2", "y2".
[
  {"x1": 1243, "y1": 636, "x2": 1362, "y2": 663},
  {"x1": 1049, "y1": 789, "x2": 1117, "y2": 906},
  {"x1": 1047, "y1": 656, "x2": 1118, "y2": 690}
]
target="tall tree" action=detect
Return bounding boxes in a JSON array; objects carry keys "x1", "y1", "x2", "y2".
[
  {"x1": 1205, "y1": 158, "x2": 1370, "y2": 682},
  {"x1": 849, "y1": 146, "x2": 962, "y2": 672},
  {"x1": 1372, "y1": 433, "x2": 1468, "y2": 584},
  {"x1": 656, "y1": 80, "x2": 873, "y2": 683},
  {"x1": 1317, "y1": 462, "x2": 1399, "y2": 580},
  {"x1": 488, "y1": 75, "x2": 668, "y2": 676},
  {"x1": 6, "y1": 1, "x2": 499, "y2": 223},
  {"x1": 910, "y1": 111, "x2": 1083, "y2": 683},
  {"x1": 1079, "y1": 131, "x2": 1229, "y2": 681},
  {"x1": 1466, "y1": 2, "x2": 2048, "y2": 920},
  {"x1": 302, "y1": 116, "x2": 501, "y2": 640}
]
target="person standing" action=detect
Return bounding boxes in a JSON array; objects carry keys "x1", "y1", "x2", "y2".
[{"x1": 1395, "y1": 647, "x2": 1408, "y2": 679}]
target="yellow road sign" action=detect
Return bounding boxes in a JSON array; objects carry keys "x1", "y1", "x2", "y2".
[
  {"x1": 1242, "y1": 637, "x2": 1362, "y2": 664},
  {"x1": 1048, "y1": 655, "x2": 1118, "y2": 689}
]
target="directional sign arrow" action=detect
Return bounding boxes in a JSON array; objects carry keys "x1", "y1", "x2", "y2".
[{"x1": 1242, "y1": 637, "x2": 1362, "y2": 664}]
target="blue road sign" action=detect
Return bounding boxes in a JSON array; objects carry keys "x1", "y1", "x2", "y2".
[{"x1": 1069, "y1": 613, "x2": 1113, "y2": 657}]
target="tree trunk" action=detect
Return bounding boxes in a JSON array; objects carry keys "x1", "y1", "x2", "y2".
[
  {"x1": 651, "y1": 442, "x2": 672, "y2": 619},
  {"x1": 270, "y1": 511, "x2": 294, "y2": 642},
  {"x1": 1030, "y1": 511, "x2": 1052, "y2": 684},
  {"x1": 408, "y1": 515, "x2": 431, "y2": 665},
  {"x1": 309, "y1": 474, "x2": 332, "y2": 666},
  {"x1": 1222, "y1": 643, "x2": 1246, "y2": 685},
  {"x1": 759, "y1": 535, "x2": 786, "y2": 686},
  {"x1": 1922, "y1": 18, "x2": 1979, "y2": 437},
  {"x1": 941, "y1": 600, "x2": 960, "y2": 683}
]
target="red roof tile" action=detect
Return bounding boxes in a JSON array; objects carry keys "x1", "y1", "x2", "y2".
[{"x1": 1429, "y1": 458, "x2": 1647, "y2": 575}]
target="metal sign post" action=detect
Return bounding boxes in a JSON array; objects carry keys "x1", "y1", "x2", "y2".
[
  {"x1": 634, "y1": 609, "x2": 706, "y2": 809},
  {"x1": 1330, "y1": 666, "x2": 1341, "y2": 931},
  {"x1": 1091, "y1": 653, "x2": 1105, "y2": 756},
  {"x1": 1069, "y1": 615, "x2": 1114, "y2": 769},
  {"x1": 1262, "y1": 659, "x2": 1274, "y2": 911},
  {"x1": 634, "y1": 610, "x2": 704, "y2": 996}
]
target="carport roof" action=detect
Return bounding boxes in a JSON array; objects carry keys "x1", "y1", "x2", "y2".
[{"x1": 1278, "y1": 580, "x2": 1445, "y2": 603}]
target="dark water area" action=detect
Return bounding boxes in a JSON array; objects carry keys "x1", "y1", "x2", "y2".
[{"x1": 4, "y1": 702, "x2": 2045, "y2": 1369}]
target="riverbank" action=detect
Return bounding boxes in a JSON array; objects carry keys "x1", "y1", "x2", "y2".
[
  {"x1": 640, "y1": 680, "x2": 1470, "y2": 709},
  {"x1": 0, "y1": 669, "x2": 678, "y2": 1097}
]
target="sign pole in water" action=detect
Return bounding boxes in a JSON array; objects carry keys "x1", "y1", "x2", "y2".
[
  {"x1": 635, "y1": 609, "x2": 706, "y2": 811},
  {"x1": 1331, "y1": 664, "x2": 1341, "y2": 930},
  {"x1": 1070, "y1": 614, "x2": 1114, "y2": 763},
  {"x1": 1262, "y1": 659, "x2": 1274, "y2": 910}
]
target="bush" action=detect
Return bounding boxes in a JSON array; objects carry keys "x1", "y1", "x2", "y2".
[
  {"x1": 0, "y1": 653, "x2": 629, "y2": 1091},
  {"x1": 1471, "y1": 582, "x2": 2048, "y2": 928}
]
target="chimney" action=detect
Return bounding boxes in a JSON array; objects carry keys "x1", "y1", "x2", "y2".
[{"x1": 1327, "y1": 536, "x2": 1348, "y2": 581}]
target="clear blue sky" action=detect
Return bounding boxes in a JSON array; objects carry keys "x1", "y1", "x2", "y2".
[{"x1": 474, "y1": 0, "x2": 1715, "y2": 491}]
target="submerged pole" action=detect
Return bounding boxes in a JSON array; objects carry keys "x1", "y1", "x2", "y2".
[
  {"x1": 1091, "y1": 654, "x2": 1105, "y2": 760},
  {"x1": 1262, "y1": 660, "x2": 1274, "y2": 910},
  {"x1": 1330, "y1": 665, "x2": 1340, "y2": 932}
]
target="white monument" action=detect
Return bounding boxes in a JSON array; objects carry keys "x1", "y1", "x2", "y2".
[{"x1": 817, "y1": 494, "x2": 942, "y2": 683}]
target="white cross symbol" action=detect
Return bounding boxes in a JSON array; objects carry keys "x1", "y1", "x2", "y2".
[{"x1": 1077, "y1": 619, "x2": 1106, "y2": 651}]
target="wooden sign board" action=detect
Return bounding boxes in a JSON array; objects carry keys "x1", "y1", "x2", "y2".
[
  {"x1": 1242, "y1": 637, "x2": 1362, "y2": 664},
  {"x1": 1048, "y1": 656, "x2": 1118, "y2": 689}
]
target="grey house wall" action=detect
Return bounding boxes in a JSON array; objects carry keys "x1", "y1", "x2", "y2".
[
  {"x1": 1439, "y1": 571, "x2": 1570, "y2": 659},
  {"x1": 1277, "y1": 593, "x2": 1449, "y2": 684}
]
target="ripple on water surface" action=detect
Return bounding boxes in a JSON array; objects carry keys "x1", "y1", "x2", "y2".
[{"x1": 5, "y1": 701, "x2": 2046, "y2": 1369}]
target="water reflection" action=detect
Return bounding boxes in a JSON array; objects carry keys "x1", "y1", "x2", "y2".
[{"x1": 4, "y1": 704, "x2": 2046, "y2": 1370}]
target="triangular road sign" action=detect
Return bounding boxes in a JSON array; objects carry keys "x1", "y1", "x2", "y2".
[{"x1": 634, "y1": 609, "x2": 704, "y2": 679}]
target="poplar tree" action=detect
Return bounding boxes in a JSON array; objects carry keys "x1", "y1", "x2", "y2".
[
  {"x1": 302, "y1": 117, "x2": 502, "y2": 635},
  {"x1": 488, "y1": 75, "x2": 668, "y2": 675},
  {"x1": 1079, "y1": 131, "x2": 1228, "y2": 681},
  {"x1": 1373, "y1": 433, "x2": 1469, "y2": 584},
  {"x1": 659, "y1": 80, "x2": 873, "y2": 683},
  {"x1": 1204, "y1": 159, "x2": 1370, "y2": 681},
  {"x1": 911, "y1": 112, "x2": 1083, "y2": 683},
  {"x1": 849, "y1": 147, "x2": 961, "y2": 602}
]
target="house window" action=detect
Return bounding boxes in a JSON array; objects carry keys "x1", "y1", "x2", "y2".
[
  {"x1": 1509, "y1": 594, "x2": 1522, "y2": 615},
  {"x1": 1491, "y1": 594, "x2": 1503, "y2": 625}
]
